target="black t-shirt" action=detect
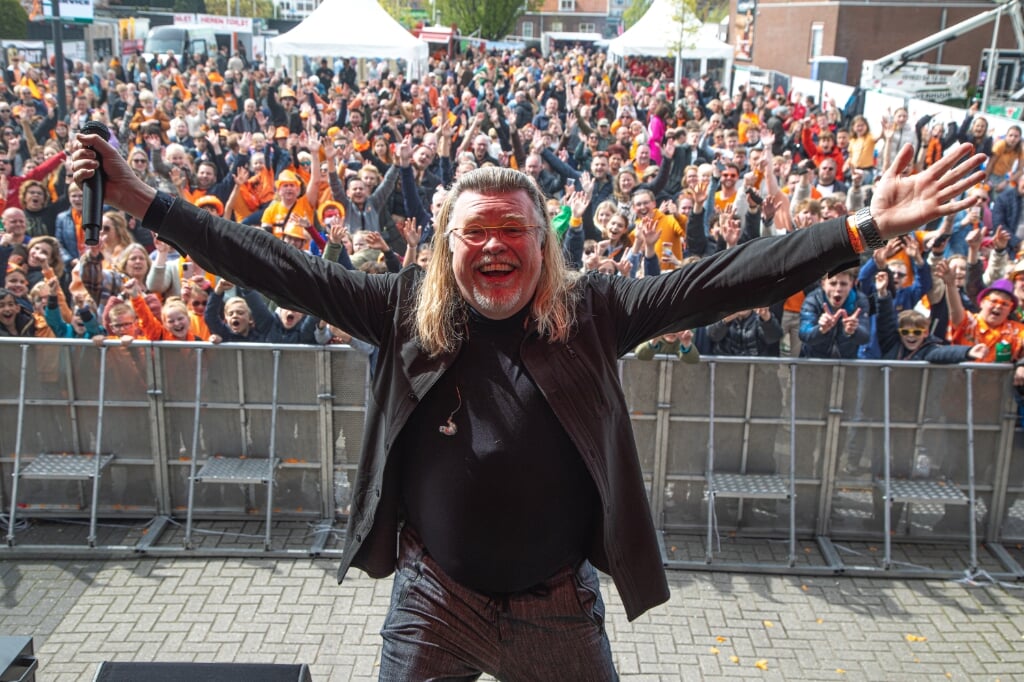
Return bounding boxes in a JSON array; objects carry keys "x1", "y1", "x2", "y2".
[{"x1": 397, "y1": 307, "x2": 598, "y2": 594}]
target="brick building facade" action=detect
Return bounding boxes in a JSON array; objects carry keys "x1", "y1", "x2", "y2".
[
  {"x1": 732, "y1": 0, "x2": 1019, "y2": 85},
  {"x1": 516, "y1": 0, "x2": 619, "y2": 39}
]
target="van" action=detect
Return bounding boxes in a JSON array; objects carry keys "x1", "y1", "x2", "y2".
[{"x1": 143, "y1": 26, "x2": 217, "y2": 68}]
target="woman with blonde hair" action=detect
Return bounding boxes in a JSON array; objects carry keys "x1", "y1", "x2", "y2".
[
  {"x1": 592, "y1": 199, "x2": 619, "y2": 240},
  {"x1": 100, "y1": 210, "x2": 136, "y2": 262},
  {"x1": 846, "y1": 115, "x2": 877, "y2": 183}
]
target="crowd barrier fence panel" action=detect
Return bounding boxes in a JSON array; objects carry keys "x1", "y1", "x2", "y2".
[{"x1": 1, "y1": 339, "x2": 1021, "y2": 575}]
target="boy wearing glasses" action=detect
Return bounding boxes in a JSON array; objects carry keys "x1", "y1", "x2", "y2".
[{"x1": 875, "y1": 271, "x2": 985, "y2": 363}]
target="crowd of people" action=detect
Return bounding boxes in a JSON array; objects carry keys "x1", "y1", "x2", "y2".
[{"x1": 0, "y1": 43, "x2": 1021, "y2": 416}]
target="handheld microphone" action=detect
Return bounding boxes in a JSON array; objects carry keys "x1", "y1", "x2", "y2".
[{"x1": 80, "y1": 121, "x2": 111, "y2": 246}]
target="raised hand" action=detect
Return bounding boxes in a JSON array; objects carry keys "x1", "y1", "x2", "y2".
[
  {"x1": 363, "y1": 231, "x2": 389, "y2": 252},
  {"x1": 399, "y1": 217, "x2": 422, "y2": 247},
  {"x1": 992, "y1": 225, "x2": 1011, "y2": 251},
  {"x1": 965, "y1": 226, "x2": 985, "y2": 251},
  {"x1": 841, "y1": 308, "x2": 862, "y2": 335},
  {"x1": 868, "y1": 139, "x2": 987, "y2": 237},
  {"x1": 327, "y1": 222, "x2": 348, "y2": 246},
  {"x1": 233, "y1": 165, "x2": 251, "y2": 185},
  {"x1": 566, "y1": 190, "x2": 589, "y2": 219},
  {"x1": 875, "y1": 270, "x2": 889, "y2": 297},
  {"x1": 818, "y1": 308, "x2": 840, "y2": 334}
]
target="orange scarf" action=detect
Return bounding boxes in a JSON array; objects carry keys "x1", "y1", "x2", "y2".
[
  {"x1": 925, "y1": 138, "x2": 943, "y2": 168},
  {"x1": 71, "y1": 209, "x2": 84, "y2": 254}
]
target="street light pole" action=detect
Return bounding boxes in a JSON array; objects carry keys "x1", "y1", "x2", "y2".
[{"x1": 52, "y1": 0, "x2": 67, "y2": 123}]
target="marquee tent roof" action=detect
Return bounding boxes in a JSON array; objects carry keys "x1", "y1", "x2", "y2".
[
  {"x1": 269, "y1": 0, "x2": 428, "y2": 78},
  {"x1": 606, "y1": 0, "x2": 733, "y2": 63}
]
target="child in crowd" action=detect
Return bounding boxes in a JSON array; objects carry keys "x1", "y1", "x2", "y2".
[
  {"x1": 799, "y1": 268, "x2": 870, "y2": 359},
  {"x1": 874, "y1": 271, "x2": 985, "y2": 363}
]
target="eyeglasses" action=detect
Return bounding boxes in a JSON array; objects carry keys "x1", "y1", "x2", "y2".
[
  {"x1": 982, "y1": 295, "x2": 1012, "y2": 307},
  {"x1": 899, "y1": 328, "x2": 925, "y2": 337},
  {"x1": 447, "y1": 225, "x2": 540, "y2": 246},
  {"x1": 190, "y1": 300, "x2": 207, "y2": 309},
  {"x1": 109, "y1": 320, "x2": 136, "y2": 331},
  {"x1": 131, "y1": 158, "x2": 147, "y2": 164},
  {"x1": 890, "y1": 271, "x2": 907, "y2": 278}
]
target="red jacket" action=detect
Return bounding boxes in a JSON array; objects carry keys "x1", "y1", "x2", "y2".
[
  {"x1": 5, "y1": 151, "x2": 67, "y2": 209},
  {"x1": 801, "y1": 128, "x2": 845, "y2": 181}
]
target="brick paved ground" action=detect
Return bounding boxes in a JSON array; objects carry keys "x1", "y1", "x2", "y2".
[{"x1": 3, "y1": 549, "x2": 1024, "y2": 681}]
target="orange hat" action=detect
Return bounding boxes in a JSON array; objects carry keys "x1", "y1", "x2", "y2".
[
  {"x1": 317, "y1": 200, "x2": 345, "y2": 226},
  {"x1": 326, "y1": 126, "x2": 341, "y2": 138},
  {"x1": 195, "y1": 195, "x2": 224, "y2": 216},
  {"x1": 279, "y1": 85, "x2": 296, "y2": 99},
  {"x1": 281, "y1": 218, "x2": 311, "y2": 244},
  {"x1": 275, "y1": 169, "x2": 301, "y2": 188},
  {"x1": 274, "y1": 126, "x2": 289, "y2": 139}
]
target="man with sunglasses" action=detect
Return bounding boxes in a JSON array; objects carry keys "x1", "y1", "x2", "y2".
[
  {"x1": 72, "y1": 131, "x2": 986, "y2": 681},
  {"x1": 945, "y1": 275, "x2": 1024, "y2": 388}
]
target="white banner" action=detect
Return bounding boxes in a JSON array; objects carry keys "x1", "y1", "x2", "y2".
[
  {"x1": 36, "y1": 0, "x2": 94, "y2": 24},
  {"x1": 173, "y1": 13, "x2": 253, "y2": 34}
]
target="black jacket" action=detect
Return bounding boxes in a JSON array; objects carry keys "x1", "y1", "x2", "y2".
[
  {"x1": 876, "y1": 295, "x2": 972, "y2": 363},
  {"x1": 148, "y1": 194, "x2": 859, "y2": 621}
]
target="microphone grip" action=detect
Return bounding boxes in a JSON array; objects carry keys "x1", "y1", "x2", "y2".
[
  {"x1": 83, "y1": 171, "x2": 103, "y2": 246},
  {"x1": 80, "y1": 121, "x2": 111, "y2": 247}
]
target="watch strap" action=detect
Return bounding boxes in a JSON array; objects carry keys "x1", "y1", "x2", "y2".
[{"x1": 855, "y1": 207, "x2": 887, "y2": 250}]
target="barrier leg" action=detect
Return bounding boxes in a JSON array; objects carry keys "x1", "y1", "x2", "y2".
[{"x1": 5, "y1": 345, "x2": 30, "y2": 546}]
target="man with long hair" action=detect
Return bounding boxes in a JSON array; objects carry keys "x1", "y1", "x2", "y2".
[{"x1": 71, "y1": 133, "x2": 984, "y2": 680}]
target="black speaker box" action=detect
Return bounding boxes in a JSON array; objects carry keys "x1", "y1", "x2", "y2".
[{"x1": 92, "y1": 661, "x2": 313, "y2": 682}]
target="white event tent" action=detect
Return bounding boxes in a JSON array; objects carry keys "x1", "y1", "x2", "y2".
[
  {"x1": 606, "y1": 0, "x2": 733, "y2": 88},
  {"x1": 269, "y1": 0, "x2": 429, "y2": 79}
]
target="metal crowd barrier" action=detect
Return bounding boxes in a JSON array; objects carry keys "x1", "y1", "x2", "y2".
[{"x1": 1, "y1": 338, "x2": 1022, "y2": 580}]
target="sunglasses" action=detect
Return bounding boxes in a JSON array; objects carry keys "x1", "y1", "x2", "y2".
[
  {"x1": 899, "y1": 328, "x2": 925, "y2": 337},
  {"x1": 982, "y1": 295, "x2": 1012, "y2": 307}
]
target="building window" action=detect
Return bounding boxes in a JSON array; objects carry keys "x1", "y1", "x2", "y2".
[
  {"x1": 579, "y1": 22, "x2": 595, "y2": 33},
  {"x1": 559, "y1": 0, "x2": 575, "y2": 11},
  {"x1": 551, "y1": 21, "x2": 563, "y2": 32},
  {"x1": 809, "y1": 22, "x2": 824, "y2": 61},
  {"x1": 522, "y1": 21, "x2": 534, "y2": 38}
]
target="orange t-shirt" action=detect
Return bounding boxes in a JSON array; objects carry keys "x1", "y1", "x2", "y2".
[
  {"x1": 261, "y1": 196, "x2": 316, "y2": 235},
  {"x1": 949, "y1": 315, "x2": 1024, "y2": 362},
  {"x1": 783, "y1": 290, "x2": 805, "y2": 314}
]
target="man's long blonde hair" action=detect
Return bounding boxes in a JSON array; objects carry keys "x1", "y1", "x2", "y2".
[{"x1": 413, "y1": 167, "x2": 580, "y2": 356}]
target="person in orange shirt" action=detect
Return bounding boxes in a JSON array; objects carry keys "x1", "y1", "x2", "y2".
[
  {"x1": 260, "y1": 168, "x2": 318, "y2": 237},
  {"x1": 946, "y1": 277, "x2": 1024, "y2": 382},
  {"x1": 123, "y1": 277, "x2": 197, "y2": 341}
]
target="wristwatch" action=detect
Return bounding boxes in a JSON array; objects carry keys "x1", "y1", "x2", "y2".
[{"x1": 853, "y1": 207, "x2": 887, "y2": 251}]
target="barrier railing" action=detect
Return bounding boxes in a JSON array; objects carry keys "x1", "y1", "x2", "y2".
[{"x1": 1, "y1": 338, "x2": 1021, "y2": 578}]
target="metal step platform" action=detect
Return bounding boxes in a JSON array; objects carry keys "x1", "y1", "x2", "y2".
[
  {"x1": 20, "y1": 453, "x2": 114, "y2": 480},
  {"x1": 885, "y1": 478, "x2": 969, "y2": 505},
  {"x1": 195, "y1": 456, "x2": 279, "y2": 485},
  {"x1": 710, "y1": 473, "x2": 790, "y2": 500}
]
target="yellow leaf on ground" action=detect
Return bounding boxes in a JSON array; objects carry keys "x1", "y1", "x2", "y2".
[
  {"x1": 709, "y1": 647, "x2": 720, "y2": 655},
  {"x1": 730, "y1": 655, "x2": 740, "y2": 664},
  {"x1": 754, "y1": 659, "x2": 769, "y2": 671},
  {"x1": 716, "y1": 636, "x2": 728, "y2": 643},
  {"x1": 836, "y1": 669, "x2": 846, "y2": 675},
  {"x1": 763, "y1": 620, "x2": 774, "y2": 628},
  {"x1": 801, "y1": 584, "x2": 809, "y2": 591},
  {"x1": 905, "y1": 634, "x2": 928, "y2": 642},
  {"x1": 816, "y1": 618, "x2": 824, "y2": 624}
]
